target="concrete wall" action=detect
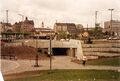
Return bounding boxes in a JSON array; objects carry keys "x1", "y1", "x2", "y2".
[{"x1": 24, "y1": 39, "x2": 83, "y2": 60}]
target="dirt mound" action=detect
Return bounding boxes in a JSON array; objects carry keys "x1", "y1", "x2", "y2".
[{"x1": 1, "y1": 46, "x2": 48, "y2": 60}]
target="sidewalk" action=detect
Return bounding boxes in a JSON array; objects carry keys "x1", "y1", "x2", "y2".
[{"x1": 1, "y1": 56, "x2": 120, "y2": 75}]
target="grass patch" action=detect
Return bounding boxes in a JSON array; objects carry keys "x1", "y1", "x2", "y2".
[
  {"x1": 86, "y1": 57, "x2": 120, "y2": 66},
  {"x1": 6, "y1": 69, "x2": 120, "y2": 81}
]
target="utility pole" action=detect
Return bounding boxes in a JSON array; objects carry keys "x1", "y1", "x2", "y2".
[
  {"x1": 34, "y1": 33, "x2": 39, "y2": 67},
  {"x1": 95, "y1": 11, "x2": 98, "y2": 27},
  {"x1": 6, "y1": 10, "x2": 8, "y2": 32},
  {"x1": 108, "y1": 9, "x2": 114, "y2": 36},
  {"x1": 41, "y1": 21, "x2": 44, "y2": 28},
  {"x1": 6, "y1": 10, "x2": 8, "y2": 24},
  {"x1": 87, "y1": 24, "x2": 88, "y2": 32},
  {"x1": 49, "y1": 28, "x2": 52, "y2": 72}
]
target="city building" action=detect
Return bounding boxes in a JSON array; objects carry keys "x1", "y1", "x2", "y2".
[
  {"x1": 104, "y1": 20, "x2": 120, "y2": 36},
  {"x1": 0, "y1": 22, "x2": 4, "y2": 33},
  {"x1": 13, "y1": 17, "x2": 34, "y2": 32},
  {"x1": 33, "y1": 27, "x2": 55, "y2": 39},
  {"x1": 54, "y1": 23, "x2": 78, "y2": 37},
  {"x1": 0, "y1": 22, "x2": 13, "y2": 33},
  {"x1": 13, "y1": 22, "x2": 22, "y2": 32}
]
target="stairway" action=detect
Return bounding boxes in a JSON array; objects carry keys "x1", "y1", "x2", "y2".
[{"x1": 82, "y1": 40, "x2": 120, "y2": 57}]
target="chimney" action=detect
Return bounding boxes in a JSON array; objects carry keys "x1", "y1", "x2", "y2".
[
  {"x1": 42, "y1": 21, "x2": 44, "y2": 28},
  {"x1": 25, "y1": 17, "x2": 28, "y2": 20}
]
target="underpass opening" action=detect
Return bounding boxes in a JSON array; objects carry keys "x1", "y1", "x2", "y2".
[{"x1": 52, "y1": 48, "x2": 69, "y2": 56}]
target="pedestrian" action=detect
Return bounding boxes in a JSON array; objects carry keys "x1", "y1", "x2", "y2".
[{"x1": 82, "y1": 56, "x2": 87, "y2": 66}]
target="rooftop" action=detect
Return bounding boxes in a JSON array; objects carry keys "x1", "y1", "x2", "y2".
[{"x1": 55, "y1": 23, "x2": 76, "y2": 26}]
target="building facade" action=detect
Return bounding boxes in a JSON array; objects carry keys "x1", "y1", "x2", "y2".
[
  {"x1": 13, "y1": 17, "x2": 34, "y2": 33},
  {"x1": 104, "y1": 20, "x2": 120, "y2": 36},
  {"x1": 13, "y1": 22, "x2": 22, "y2": 32},
  {"x1": 0, "y1": 22, "x2": 13, "y2": 33},
  {"x1": 54, "y1": 23, "x2": 77, "y2": 35},
  {"x1": 0, "y1": 22, "x2": 4, "y2": 33},
  {"x1": 32, "y1": 28, "x2": 55, "y2": 39}
]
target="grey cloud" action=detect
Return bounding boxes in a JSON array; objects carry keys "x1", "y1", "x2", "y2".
[
  {"x1": 28, "y1": 0, "x2": 68, "y2": 11},
  {"x1": 0, "y1": 0, "x2": 120, "y2": 27}
]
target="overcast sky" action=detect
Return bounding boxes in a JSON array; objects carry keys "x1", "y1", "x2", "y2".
[{"x1": 0, "y1": 0, "x2": 120, "y2": 28}]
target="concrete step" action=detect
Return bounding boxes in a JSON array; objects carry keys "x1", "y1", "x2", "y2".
[
  {"x1": 83, "y1": 52, "x2": 120, "y2": 57},
  {"x1": 92, "y1": 40, "x2": 120, "y2": 44},
  {"x1": 82, "y1": 44, "x2": 120, "y2": 48},
  {"x1": 83, "y1": 48, "x2": 120, "y2": 52}
]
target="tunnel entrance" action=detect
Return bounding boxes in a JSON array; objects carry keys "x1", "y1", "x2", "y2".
[{"x1": 52, "y1": 48, "x2": 68, "y2": 56}]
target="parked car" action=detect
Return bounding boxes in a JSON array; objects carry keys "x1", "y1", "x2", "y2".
[
  {"x1": 107, "y1": 37, "x2": 112, "y2": 40},
  {"x1": 107, "y1": 36, "x2": 120, "y2": 40}
]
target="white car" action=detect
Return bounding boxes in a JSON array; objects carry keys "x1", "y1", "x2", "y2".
[
  {"x1": 108, "y1": 36, "x2": 120, "y2": 40},
  {"x1": 107, "y1": 37, "x2": 112, "y2": 40}
]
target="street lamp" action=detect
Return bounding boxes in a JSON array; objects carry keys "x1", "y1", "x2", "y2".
[
  {"x1": 18, "y1": 14, "x2": 24, "y2": 22},
  {"x1": 18, "y1": 14, "x2": 24, "y2": 32},
  {"x1": 48, "y1": 28, "x2": 52, "y2": 71},
  {"x1": 18, "y1": 14, "x2": 24, "y2": 45},
  {"x1": 108, "y1": 9, "x2": 114, "y2": 36},
  {"x1": 95, "y1": 11, "x2": 98, "y2": 27},
  {"x1": 34, "y1": 32, "x2": 39, "y2": 67}
]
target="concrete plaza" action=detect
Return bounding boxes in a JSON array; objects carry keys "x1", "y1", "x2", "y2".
[{"x1": 1, "y1": 56, "x2": 120, "y2": 75}]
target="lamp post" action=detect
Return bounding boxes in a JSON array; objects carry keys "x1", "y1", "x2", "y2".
[
  {"x1": 18, "y1": 14, "x2": 24, "y2": 22},
  {"x1": 49, "y1": 29, "x2": 52, "y2": 71},
  {"x1": 34, "y1": 33, "x2": 39, "y2": 67},
  {"x1": 6, "y1": 10, "x2": 8, "y2": 31},
  {"x1": 108, "y1": 9, "x2": 114, "y2": 36},
  {"x1": 95, "y1": 11, "x2": 98, "y2": 27},
  {"x1": 18, "y1": 14, "x2": 24, "y2": 33}
]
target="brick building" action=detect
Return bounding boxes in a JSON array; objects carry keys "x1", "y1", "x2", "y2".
[
  {"x1": 13, "y1": 17, "x2": 34, "y2": 32},
  {"x1": 0, "y1": 22, "x2": 13, "y2": 33},
  {"x1": 34, "y1": 27, "x2": 55, "y2": 39},
  {"x1": 54, "y1": 23, "x2": 78, "y2": 35}
]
